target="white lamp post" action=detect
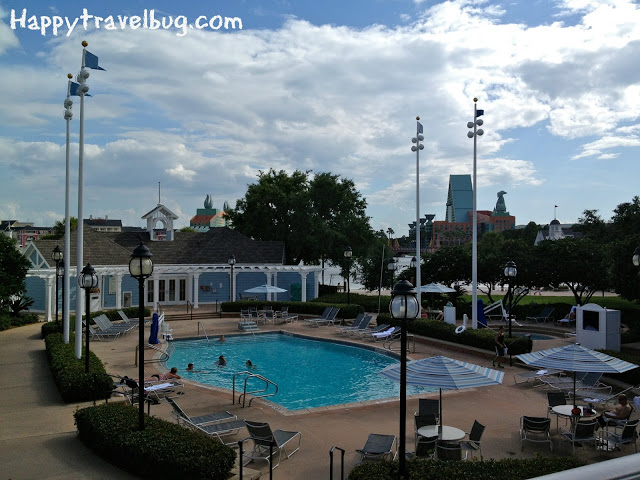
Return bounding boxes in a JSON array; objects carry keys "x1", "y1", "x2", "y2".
[
  {"x1": 467, "y1": 99, "x2": 484, "y2": 329},
  {"x1": 78, "y1": 263, "x2": 98, "y2": 373},
  {"x1": 411, "y1": 118, "x2": 424, "y2": 312}
]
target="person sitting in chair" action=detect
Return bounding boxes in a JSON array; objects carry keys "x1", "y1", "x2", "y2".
[{"x1": 596, "y1": 394, "x2": 632, "y2": 430}]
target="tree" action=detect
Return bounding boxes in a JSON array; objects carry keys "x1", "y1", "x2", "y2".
[
  {"x1": 501, "y1": 221, "x2": 540, "y2": 244},
  {"x1": 42, "y1": 217, "x2": 79, "y2": 239},
  {"x1": 0, "y1": 235, "x2": 32, "y2": 311},
  {"x1": 226, "y1": 169, "x2": 376, "y2": 266},
  {"x1": 422, "y1": 245, "x2": 471, "y2": 287},
  {"x1": 179, "y1": 227, "x2": 196, "y2": 232},
  {"x1": 575, "y1": 209, "x2": 610, "y2": 241}
]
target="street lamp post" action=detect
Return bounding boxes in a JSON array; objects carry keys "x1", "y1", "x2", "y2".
[
  {"x1": 503, "y1": 260, "x2": 517, "y2": 366},
  {"x1": 387, "y1": 258, "x2": 398, "y2": 288},
  {"x1": 390, "y1": 280, "x2": 420, "y2": 478},
  {"x1": 344, "y1": 246, "x2": 352, "y2": 304},
  {"x1": 411, "y1": 118, "x2": 424, "y2": 311},
  {"x1": 467, "y1": 99, "x2": 484, "y2": 329},
  {"x1": 58, "y1": 260, "x2": 65, "y2": 328},
  {"x1": 129, "y1": 242, "x2": 154, "y2": 431},
  {"x1": 228, "y1": 255, "x2": 236, "y2": 302},
  {"x1": 52, "y1": 245, "x2": 63, "y2": 324},
  {"x1": 78, "y1": 263, "x2": 98, "y2": 373}
]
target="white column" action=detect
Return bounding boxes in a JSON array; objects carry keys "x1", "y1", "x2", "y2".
[
  {"x1": 300, "y1": 272, "x2": 308, "y2": 302},
  {"x1": 192, "y1": 273, "x2": 200, "y2": 308},
  {"x1": 115, "y1": 273, "x2": 122, "y2": 310},
  {"x1": 273, "y1": 272, "x2": 278, "y2": 301},
  {"x1": 186, "y1": 273, "x2": 193, "y2": 304},
  {"x1": 153, "y1": 274, "x2": 160, "y2": 311},
  {"x1": 44, "y1": 276, "x2": 54, "y2": 322}
]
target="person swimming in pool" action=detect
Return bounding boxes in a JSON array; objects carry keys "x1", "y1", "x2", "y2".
[
  {"x1": 217, "y1": 355, "x2": 227, "y2": 366},
  {"x1": 246, "y1": 359, "x2": 256, "y2": 368}
]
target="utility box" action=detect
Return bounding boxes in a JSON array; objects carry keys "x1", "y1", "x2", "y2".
[
  {"x1": 444, "y1": 305, "x2": 456, "y2": 325},
  {"x1": 576, "y1": 303, "x2": 621, "y2": 351}
]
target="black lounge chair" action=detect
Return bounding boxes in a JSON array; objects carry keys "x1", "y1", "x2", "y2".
[{"x1": 356, "y1": 433, "x2": 397, "y2": 463}]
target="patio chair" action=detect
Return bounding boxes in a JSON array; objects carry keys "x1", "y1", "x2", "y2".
[
  {"x1": 263, "y1": 309, "x2": 276, "y2": 324},
  {"x1": 541, "y1": 372, "x2": 592, "y2": 391},
  {"x1": 414, "y1": 413, "x2": 437, "y2": 450},
  {"x1": 243, "y1": 420, "x2": 301, "y2": 470},
  {"x1": 514, "y1": 368, "x2": 564, "y2": 385},
  {"x1": 307, "y1": 308, "x2": 339, "y2": 327},
  {"x1": 166, "y1": 397, "x2": 237, "y2": 426},
  {"x1": 598, "y1": 419, "x2": 639, "y2": 453},
  {"x1": 356, "y1": 323, "x2": 390, "y2": 340},
  {"x1": 436, "y1": 440, "x2": 464, "y2": 461},
  {"x1": 417, "y1": 398, "x2": 440, "y2": 420},
  {"x1": 459, "y1": 420, "x2": 485, "y2": 460},
  {"x1": 344, "y1": 315, "x2": 373, "y2": 336},
  {"x1": 559, "y1": 419, "x2": 598, "y2": 453},
  {"x1": 118, "y1": 309, "x2": 147, "y2": 326},
  {"x1": 520, "y1": 416, "x2": 552, "y2": 452},
  {"x1": 334, "y1": 313, "x2": 365, "y2": 334},
  {"x1": 356, "y1": 433, "x2": 396, "y2": 463},
  {"x1": 547, "y1": 391, "x2": 568, "y2": 430},
  {"x1": 370, "y1": 326, "x2": 400, "y2": 342},
  {"x1": 413, "y1": 435, "x2": 437, "y2": 459},
  {"x1": 94, "y1": 314, "x2": 136, "y2": 334},
  {"x1": 275, "y1": 306, "x2": 297, "y2": 323},
  {"x1": 86, "y1": 323, "x2": 121, "y2": 341},
  {"x1": 304, "y1": 307, "x2": 333, "y2": 325},
  {"x1": 240, "y1": 309, "x2": 252, "y2": 322},
  {"x1": 526, "y1": 305, "x2": 555, "y2": 324}
]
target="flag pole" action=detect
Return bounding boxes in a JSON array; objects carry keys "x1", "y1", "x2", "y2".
[
  {"x1": 75, "y1": 41, "x2": 90, "y2": 359},
  {"x1": 63, "y1": 74, "x2": 73, "y2": 344}
]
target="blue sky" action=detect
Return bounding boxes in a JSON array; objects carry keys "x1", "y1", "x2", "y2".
[{"x1": 2, "y1": 0, "x2": 640, "y2": 236}]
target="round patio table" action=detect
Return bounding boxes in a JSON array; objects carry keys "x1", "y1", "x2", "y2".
[
  {"x1": 551, "y1": 404, "x2": 595, "y2": 431},
  {"x1": 417, "y1": 425, "x2": 465, "y2": 441}
]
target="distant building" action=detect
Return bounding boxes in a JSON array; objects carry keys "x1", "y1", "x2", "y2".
[
  {"x1": 534, "y1": 219, "x2": 582, "y2": 245},
  {"x1": 190, "y1": 195, "x2": 231, "y2": 232},
  {"x1": 430, "y1": 176, "x2": 515, "y2": 250},
  {"x1": 408, "y1": 214, "x2": 435, "y2": 251},
  {"x1": 84, "y1": 215, "x2": 122, "y2": 233},
  {"x1": 1, "y1": 220, "x2": 54, "y2": 247}
]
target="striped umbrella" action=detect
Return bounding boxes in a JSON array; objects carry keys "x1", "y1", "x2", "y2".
[
  {"x1": 516, "y1": 344, "x2": 637, "y2": 405},
  {"x1": 379, "y1": 356, "x2": 504, "y2": 428}
]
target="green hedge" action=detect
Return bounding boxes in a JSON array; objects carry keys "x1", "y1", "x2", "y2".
[
  {"x1": 377, "y1": 313, "x2": 533, "y2": 355},
  {"x1": 75, "y1": 403, "x2": 236, "y2": 479},
  {"x1": 0, "y1": 312, "x2": 40, "y2": 331},
  {"x1": 600, "y1": 349, "x2": 640, "y2": 386},
  {"x1": 41, "y1": 306, "x2": 150, "y2": 339},
  {"x1": 44, "y1": 333, "x2": 114, "y2": 403},
  {"x1": 221, "y1": 300, "x2": 364, "y2": 319},
  {"x1": 347, "y1": 457, "x2": 585, "y2": 480}
]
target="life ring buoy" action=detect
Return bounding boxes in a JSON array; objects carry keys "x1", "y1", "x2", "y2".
[{"x1": 455, "y1": 325, "x2": 466, "y2": 334}]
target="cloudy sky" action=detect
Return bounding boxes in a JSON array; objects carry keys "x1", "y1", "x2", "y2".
[{"x1": 1, "y1": 0, "x2": 639, "y2": 237}]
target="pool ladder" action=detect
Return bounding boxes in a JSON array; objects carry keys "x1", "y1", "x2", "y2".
[
  {"x1": 232, "y1": 371, "x2": 278, "y2": 407},
  {"x1": 197, "y1": 321, "x2": 210, "y2": 343}
]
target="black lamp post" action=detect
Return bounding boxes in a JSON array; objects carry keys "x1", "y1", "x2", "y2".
[
  {"x1": 344, "y1": 246, "x2": 352, "y2": 304},
  {"x1": 387, "y1": 258, "x2": 398, "y2": 288},
  {"x1": 78, "y1": 263, "x2": 98, "y2": 373},
  {"x1": 52, "y1": 245, "x2": 63, "y2": 324},
  {"x1": 228, "y1": 255, "x2": 236, "y2": 302},
  {"x1": 58, "y1": 259, "x2": 65, "y2": 328},
  {"x1": 389, "y1": 280, "x2": 420, "y2": 478},
  {"x1": 129, "y1": 242, "x2": 154, "y2": 431}
]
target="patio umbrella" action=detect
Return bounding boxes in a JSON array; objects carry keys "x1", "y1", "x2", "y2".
[
  {"x1": 419, "y1": 283, "x2": 456, "y2": 294},
  {"x1": 419, "y1": 283, "x2": 456, "y2": 309},
  {"x1": 516, "y1": 344, "x2": 637, "y2": 405},
  {"x1": 378, "y1": 355, "x2": 504, "y2": 430},
  {"x1": 244, "y1": 284, "x2": 288, "y2": 294}
]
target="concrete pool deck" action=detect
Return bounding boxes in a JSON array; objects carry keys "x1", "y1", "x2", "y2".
[{"x1": 1, "y1": 309, "x2": 637, "y2": 479}]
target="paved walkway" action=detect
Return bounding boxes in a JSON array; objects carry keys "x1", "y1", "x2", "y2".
[{"x1": 1, "y1": 314, "x2": 635, "y2": 479}]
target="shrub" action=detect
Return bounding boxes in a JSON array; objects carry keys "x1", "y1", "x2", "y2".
[
  {"x1": 44, "y1": 333, "x2": 113, "y2": 403},
  {"x1": 41, "y1": 306, "x2": 150, "y2": 339},
  {"x1": 599, "y1": 349, "x2": 640, "y2": 386},
  {"x1": 377, "y1": 313, "x2": 533, "y2": 355},
  {"x1": 347, "y1": 457, "x2": 585, "y2": 480},
  {"x1": 75, "y1": 403, "x2": 236, "y2": 479},
  {"x1": 0, "y1": 312, "x2": 40, "y2": 331}
]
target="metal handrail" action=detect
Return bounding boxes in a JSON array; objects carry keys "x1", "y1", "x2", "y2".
[
  {"x1": 197, "y1": 321, "x2": 210, "y2": 343},
  {"x1": 232, "y1": 371, "x2": 278, "y2": 407},
  {"x1": 385, "y1": 333, "x2": 416, "y2": 353},
  {"x1": 134, "y1": 343, "x2": 169, "y2": 366},
  {"x1": 329, "y1": 446, "x2": 345, "y2": 480}
]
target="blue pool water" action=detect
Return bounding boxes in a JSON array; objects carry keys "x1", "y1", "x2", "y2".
[
  {"x1": 512, "y1": 332, "x2": 555, "y2": 340},
  {"x1": 166, "y1": 333, "x2": 435, "y2": 410}
]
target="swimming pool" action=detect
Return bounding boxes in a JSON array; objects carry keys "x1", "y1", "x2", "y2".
[
  {"x1": 512, "y1": 332, "x2": 555, "y2": 341},
  {"x1": 166, "y1": 333, "x2": 435, "y2": 411}
]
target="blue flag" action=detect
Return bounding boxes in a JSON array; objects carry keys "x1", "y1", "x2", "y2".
[
  {"x1": 476, "y1": 109, "x2": 484, "y2": 117},
  {"x1": 417, "y1": 122, "x2": 423, "y2": 134},
  {"x1": 69, "y1": 82, "x2": 91, "y2": 97},
  {"x1": 85, "y1": 50, "x2": 106, "y2": 71}
]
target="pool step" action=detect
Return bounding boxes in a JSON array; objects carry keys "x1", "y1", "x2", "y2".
[{"x1": 238, "y1": 321, "x2": 259, "y2": 332}]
